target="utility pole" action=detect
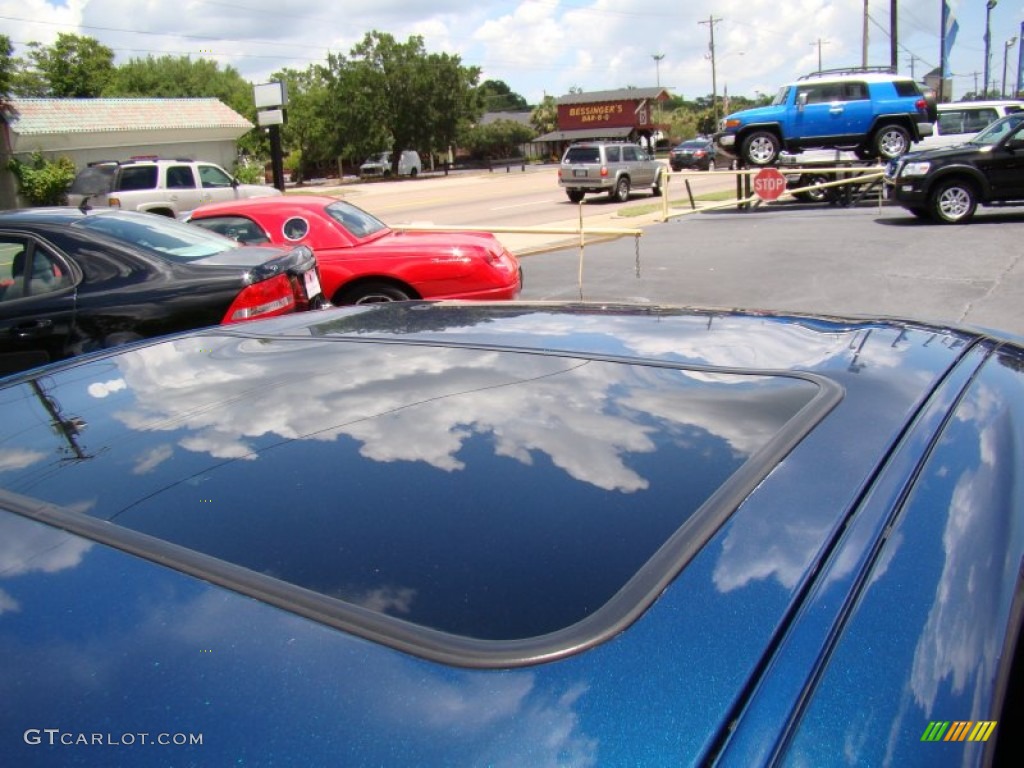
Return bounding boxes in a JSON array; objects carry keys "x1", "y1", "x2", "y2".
[
  {"x1": 699, "y1": 16, "x2": 722, "y2": 123},
  {"x1": 906, "y1": 54, "x2": 920, "y2": 79},
  {"x1": 862, "y1": 0, "x2": 869, "y2": 68},
  {"x1": 890, "y1": 0, "x2": 898, "y2": 72},
  {"x1": 652, "y1": 53, "x2": 665, "y2": 142},
  {"x1": 811, "y1": 39, "x2": 829, "y2": 72},
  {"x1": 984, "y1": 0, "x2": 998, "y2": 98}
]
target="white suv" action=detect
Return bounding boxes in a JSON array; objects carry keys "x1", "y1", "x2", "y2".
[
  {"x1": 66, "y1": 158, "x2": 281, "y2": 217},
  {"x1": 913, "y1": 100, "x2": 1024, "y2": 151}
]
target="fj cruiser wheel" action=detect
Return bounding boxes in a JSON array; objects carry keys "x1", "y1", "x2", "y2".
[
  {"x1": 741, "y1": 131, "x2": 781, "y2": 166},
  {"x1": 567, "y1": 190, "x2": 585, "y2": 203},
  {"x1": 610, "y1": 177, "x2": 630, "y2": 202},
  {"x1": 930, "y1": 179, "x2": 978, "y2": 224},
  {"x1": 873, "y1": 124, "x2": 911, "y2": 161}
]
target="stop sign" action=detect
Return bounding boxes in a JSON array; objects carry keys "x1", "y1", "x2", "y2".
[{"x1": 753, "y1": 167, "x2": 787, "y2": 201}]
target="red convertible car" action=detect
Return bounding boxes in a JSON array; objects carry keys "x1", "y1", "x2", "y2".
[{"x1": 187, "y1": 195, "x2": 522, "y2": 305}]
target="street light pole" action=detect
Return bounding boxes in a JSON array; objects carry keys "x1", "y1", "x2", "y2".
[
  {"x1": 984, "y1": 0, "x2": 998, "y2": 97},
  {"x1": 652, "y1": 53, "x2": 664, "y2": 87},
  {"x1": 1003, "y1": 37, "x2": 1018, "y2": 98}
]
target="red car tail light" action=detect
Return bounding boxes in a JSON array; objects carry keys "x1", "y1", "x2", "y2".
[
  {"x1": 221, "y1": 274, "x2": 296, "y2": 323},
  {"x1": 600, "y1": 166, "x2": 609, "y2": 178}
]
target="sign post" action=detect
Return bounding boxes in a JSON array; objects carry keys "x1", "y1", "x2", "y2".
[
  {"x1": 753, "y1": 167, "x2": 787, "y2": 202},
  {"x1": 254, "y1": 82, "x2": 288, "y2": 192}
]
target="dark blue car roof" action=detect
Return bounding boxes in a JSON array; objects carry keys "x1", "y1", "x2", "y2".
[
  {"x1": 2, "y1": 303, "x2": 1020, "y2": 766},
  {"x1": 0, "y1": 303, "x2": 970, "y2": 667}
]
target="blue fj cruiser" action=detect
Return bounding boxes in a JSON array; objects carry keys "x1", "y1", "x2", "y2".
[{"x1": 716, "y1": 68, "x2": 937, "y2": 167}]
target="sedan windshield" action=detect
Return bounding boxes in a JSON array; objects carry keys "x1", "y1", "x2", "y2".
[
  {"x1": 324, "y1": 200, "x2": 388, "y2": 239},
  {"x1": 75, "y1": 210, "x2": 239, "y2": 260},
  {"x1": 969, "y1": 113, "x2": 1024, "y2": 146}
]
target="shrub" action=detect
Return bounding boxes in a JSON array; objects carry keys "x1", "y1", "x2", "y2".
[{"x1": 6, "y1": 152, "x2": 77, "y2": 206}]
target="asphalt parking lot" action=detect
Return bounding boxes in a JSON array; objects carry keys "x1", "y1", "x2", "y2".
[{"x1": 518, "y1": 201, "x2": 1024, "y2": 337}]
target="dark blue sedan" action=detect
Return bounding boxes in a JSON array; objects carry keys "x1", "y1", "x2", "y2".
[{"x1": 0, "y1": 303, "x2": 1020, "y2": 766}]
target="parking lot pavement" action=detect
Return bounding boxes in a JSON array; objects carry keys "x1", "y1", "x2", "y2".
[{"x1": 518, "y1": 203, "x2": 1024, "y2": 337}]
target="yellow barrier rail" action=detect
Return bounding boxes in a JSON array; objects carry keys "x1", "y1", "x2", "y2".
[{"x1": 663, "y1": 166, "x2": 886, "y2": 220}]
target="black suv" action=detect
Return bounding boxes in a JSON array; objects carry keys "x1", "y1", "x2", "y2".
[
  {"x1": 885, "y1": 113, "x2": 1024, "y2": 223},
  {"x1": 716, "y1": 68, "x2": 937, "y2": 167}
]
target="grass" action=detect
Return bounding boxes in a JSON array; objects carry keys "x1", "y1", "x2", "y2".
[{"x1": 617, "y1": 189, "x2": 742, "y2": 217}]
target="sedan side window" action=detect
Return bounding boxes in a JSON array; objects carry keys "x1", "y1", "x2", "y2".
[
  {"x1": 0, "y1": 239, "x2": 73, "y2": 302},
  {"x1": 189, "y1": 216, "x2": 271, "y2": 245}
]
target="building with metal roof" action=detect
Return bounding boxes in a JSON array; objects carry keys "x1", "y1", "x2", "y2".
[{"x1": 1, "y1": 98, "x2": 254, "y2": 209}]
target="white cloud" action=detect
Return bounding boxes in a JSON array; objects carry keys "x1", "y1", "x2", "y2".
[{"x1": 2, "y1": 0, "x2": 1013, "y2": 104}]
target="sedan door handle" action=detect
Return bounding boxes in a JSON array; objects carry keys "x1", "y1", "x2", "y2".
[{"x1": 13, "y1": 319, "x2": 54, "y2": 338}]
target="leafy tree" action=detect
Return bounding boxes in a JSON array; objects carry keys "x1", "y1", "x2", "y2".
[
  {"x1": 270, "y1": 67, "x2": 333, "y2": 182},
  {"x1": 530, "y1": 95, "x2": 558, "y2": 135},
  {"x1": 0, "y1": 35, "x2": 14, "y2": 102},
  {"x1": 322, "y1": 32, "x2": 480, "y2": 172},
  {"x1": 462, "y1": 119, "x2": 535, "y2": 159},
  {"x1": 6, "y1": 152, "x2": 76, "y2": 205},
  {"x1": 14, "y1": 33, "x2": 114, "y2": 97},
  {"x1": 104, "y1": 54, "x2": 265, "y2": 159},
  {"x1": 477, "y1": 79, "x2": 528, "y2": 112}
]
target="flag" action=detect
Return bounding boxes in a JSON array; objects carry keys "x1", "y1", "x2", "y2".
[{"x1": 942, "y1": 1, "x2": 960, "y2": 77}]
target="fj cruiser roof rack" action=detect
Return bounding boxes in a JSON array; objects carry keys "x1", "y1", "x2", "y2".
[{"x1": 798, "y1": 66, "x2": 897, "y2": 80}]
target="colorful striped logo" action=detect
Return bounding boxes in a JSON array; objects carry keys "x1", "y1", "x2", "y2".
[{"x1": 921, "y1": 721, "x2": 997, "y2": 742}]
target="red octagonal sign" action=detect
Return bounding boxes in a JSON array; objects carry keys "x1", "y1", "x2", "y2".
[{"x1": 753, "y1": 167, "x2": 787, "y2": 201}]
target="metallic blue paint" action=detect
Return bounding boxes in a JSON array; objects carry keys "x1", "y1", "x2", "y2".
[{"x1": 1, "y1": 304, "x2": 1020, "y2": 766}]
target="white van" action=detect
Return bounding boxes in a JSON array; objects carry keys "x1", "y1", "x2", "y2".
[
  {"x1": 359, "y1": 150, "x2": 422, "y2": 178},
  {"x1": 913, "y1": 100, "x2": 1024, "y2": 151}
]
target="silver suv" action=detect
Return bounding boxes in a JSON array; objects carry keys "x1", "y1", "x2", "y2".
[
  {"x1": 67, "y1": 158, "x2": 281, "y2": 217},
  {"x1": 558, "y1": 141, "x2": 665, "y2": 202}
]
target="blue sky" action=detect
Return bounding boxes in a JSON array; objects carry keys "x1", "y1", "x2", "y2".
[{"x1": 2, "y1": 1, "x2": 1023, "y2": 102}]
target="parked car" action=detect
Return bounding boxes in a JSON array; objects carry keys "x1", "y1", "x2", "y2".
[
  {"x1": 715, "y1": 68, "x2": 936, "y2": 166},
  {"x1": 0, "y1": 303, "x2": 1020, "y2": 766},
  {"x1": 558, "y1": 141, "x2": 665, "y2": 202},
  {"x1": 185, "y1": 195, "x2": 521, "y2": 305},
  {"x1": 0, "y1": 207, "x2": 324, "y2": 375},
  {"x1": 885, "y1": 112, "x2": 1024, "y2": 223},
  {"x1": 358, "y1": 150, "x2": 423, "y2": 178},
  {"x1": 668, "y1": 138, "x2": 720, "y2": 171},
  {"x1": 914, "y1": 99, "x2": 1024, "y2": 151},
  {"x1": 66, "y1": 157, "x2": 281, "y2": 218}
]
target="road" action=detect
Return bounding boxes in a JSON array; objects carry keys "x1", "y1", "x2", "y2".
[
  {"x1": 308, "y1": 163, "x2": 739, "y2": 253},
  {"x1": 295, "y1": 166, "x2": 1024, "y2": 336}
]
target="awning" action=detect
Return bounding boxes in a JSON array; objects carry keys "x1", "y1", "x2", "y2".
[{"x1": 532, "y1": 126, "x2": 635, "y2": 142}]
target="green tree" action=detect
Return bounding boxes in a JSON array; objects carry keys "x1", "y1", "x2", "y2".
[
  {"x1": 0, "y1": 35, "x2": 14, "y2": 102},
  {"x1": 477, "y1": 79, "x2": 528, "y2": 112},
  {"x1": 323, "y1": 32, "x2": 480, "y2": 171},
  {"x1": 14, "y1": 33, "x2": 114, "y2": 97},
  {"x1": 462, "y1": 120, "x2": 535, "y2": 159},
  {"x1": 104, "y1": 54, "x2": 265, "y2": 158},
  {"x1": 530, "y1": 95, "x2": 558, "y2": 135},
  {"x1": 270, "y1": 67, "x2": 332, "y2": 182}
]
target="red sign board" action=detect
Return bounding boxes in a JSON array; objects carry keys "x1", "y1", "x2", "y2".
[
  {"x1": 753, "y1": 168, "x2": 787, "y2": 201},
  {"x1": 558, "y1": 101, "x2": 638, "y2": 131}
]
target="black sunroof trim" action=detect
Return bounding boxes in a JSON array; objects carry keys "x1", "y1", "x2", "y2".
[{"x1": 1, "y1": 354, "x2": 842, "y2": 669}]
